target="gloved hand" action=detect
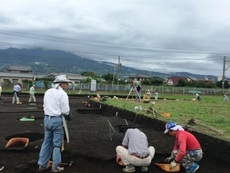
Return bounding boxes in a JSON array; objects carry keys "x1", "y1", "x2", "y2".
[
  {"x1": 170, "y1": 160, "x2": 177, "y2": 170},
  {"x1": 65, "y1": 112, "x2": 73, "y2": 121},
  {"x1": 165, "y1": 155, "x2": 174, "y2": 162}
]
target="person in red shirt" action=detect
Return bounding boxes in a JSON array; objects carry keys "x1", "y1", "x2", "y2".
[{"x1": 164, "y1": 121, "x2": 203, "y2": 173}]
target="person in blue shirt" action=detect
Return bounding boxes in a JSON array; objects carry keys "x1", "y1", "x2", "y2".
[
  {"x1": 116, "y1": 128, "x2": 155, "y2": 172},
  {"x1": 12, "y1": 83, "x2": 22, "y2": 104}
]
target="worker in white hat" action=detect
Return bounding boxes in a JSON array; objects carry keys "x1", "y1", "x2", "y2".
[
  {"x1": 37, "y1": 75, "x2": 72, "y2": 173},
  {"x1": 164, "y1": 121, "x2": 203, "y2": 173},
  {"x1": 195, "y1": 94, "x2": 201, "y2": 101}
]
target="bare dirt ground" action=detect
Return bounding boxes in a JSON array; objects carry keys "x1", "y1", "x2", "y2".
[{"x1": 0, "y1": 93, "x2": 229, "y2": 173}]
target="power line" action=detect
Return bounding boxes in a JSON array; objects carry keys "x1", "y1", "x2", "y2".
[
  {"x1": 1, "y1": 30, "x2": 230, "y2": 55},
  {"x1": 0, "y1": 40, "x2": 224, "y2": 62}
]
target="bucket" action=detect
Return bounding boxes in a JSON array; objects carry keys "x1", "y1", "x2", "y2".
[
  {"x1": 155, "y1": 163, "x2": 180, "y2": 172},
  {"x1": 160, "y1": 112, "x2": 171, "y2": 117},
  {"x1": 5, "y1": 137, "x2": 29, "y2": 150}
]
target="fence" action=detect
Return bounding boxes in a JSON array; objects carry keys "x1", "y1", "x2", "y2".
[
  {"x1": 61, "y1": 83, "x2": 229, "y2": 95},
  {"x1": 2, "y1": 82, "x2": 228, "y2": 95}
]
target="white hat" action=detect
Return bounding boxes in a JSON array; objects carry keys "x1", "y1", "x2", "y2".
[{"x1": 53, "y1": 75, "x2": 71, "y2": 83}]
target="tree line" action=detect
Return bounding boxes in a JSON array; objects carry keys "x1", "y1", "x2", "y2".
[{"x1": 80, "y1": 71, "x2": 230, "y2": 89}]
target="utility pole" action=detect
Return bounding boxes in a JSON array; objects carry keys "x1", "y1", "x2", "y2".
[
  {"x1": 112, "y1": 65, "x2": 115, "y2": 91},
  {"x1": 117, "y1": 56, "x2": 121, "y2": 85},
  {"x1": 222, "y1": 56, "x2": 226, "y2": 92},
  {"x1": 222, "y1": 56, "x2": 230, "y2": 93},
  {"x1": 111, "y1": 56, "x2": 122, "y2": 90}
]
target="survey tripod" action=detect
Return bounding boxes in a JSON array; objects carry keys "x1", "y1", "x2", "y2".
[{"x1": 126, "y1": 86, "x2": 141, "y2": 101}]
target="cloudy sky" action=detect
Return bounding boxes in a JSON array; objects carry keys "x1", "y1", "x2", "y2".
[{"x1": 1, "y1": 0, "x2": 230, "y2": 77}]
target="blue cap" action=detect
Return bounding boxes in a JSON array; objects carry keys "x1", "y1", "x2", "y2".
[{"x1": 164, "y1": 121, "x2": 176, "y2": 133}]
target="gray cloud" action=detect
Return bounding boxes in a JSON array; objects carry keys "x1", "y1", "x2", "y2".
[{"x1": 0, "y1": 0, "x2": 230, "y2": 77}]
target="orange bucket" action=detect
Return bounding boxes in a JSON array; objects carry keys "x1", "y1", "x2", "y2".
[
  {"x1": 155, "y1": 163, "x2": 180, "y2": 172},
  {"x1": 160, "y1": 112, "x2": 171, "y2": 117},
  {"x1": 5, "y1": 137, "x2": 29, "y2": 150}
]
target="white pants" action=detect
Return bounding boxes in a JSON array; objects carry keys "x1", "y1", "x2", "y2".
[
  {"x1": 29, "y1": 94, "x2": 36, "y2": 102},
  {"x1": 116, "y1": 146, "x2": 155, "y2": 167},
  {"x1": 12, "y1": 92, "x2": 20, "y2": 104}
]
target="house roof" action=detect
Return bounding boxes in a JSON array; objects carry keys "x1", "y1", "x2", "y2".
[
  {"x1": 7, "y1": 65, "x2": 32, "y2": 72},
  {"x1": 187, "y1": 77, "x2": 198, "y2": 81},
  {"x1": 168, "y1": 76, "x2": 188, "y2": 85},
  {"x1": 46, "y1": 73, "x2": 88, "y2": 81},
  {"x1": 126, "y1": 74, "x2": 151, "y2": 79},
  {"x1": 0, "y1": 72, "x2": 35, "y2": 78}
]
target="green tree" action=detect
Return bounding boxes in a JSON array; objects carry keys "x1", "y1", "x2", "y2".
[
  {"x1": 81, "y1": 71, "x2": 98, "y2": 79},
  {"x1": 82, "y1": 77, "x2": 92, "y2": 83},
  {"x1": 101, "y1": 73, "x2": 114, "y2": 82},
  {"x1": 150, "y1": 77, "x2": 164, "y2": 86},
  {"x1": 216, "y1": 80, "x2": 230, "y2": 89},
  {"x1": 141, "y1": 79, "x2": 151, "y2": 85},
  {"x1": 177, "y1": 79, "x2": 186, "y2": 86}
]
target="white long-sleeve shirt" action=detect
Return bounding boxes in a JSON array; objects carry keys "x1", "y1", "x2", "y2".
[
  {"x1": 43, "y1": 86, "x2": 70, "y2": 116},
  {"x1": 29, "y1": 86, "x2": 35, "y2": 94}
]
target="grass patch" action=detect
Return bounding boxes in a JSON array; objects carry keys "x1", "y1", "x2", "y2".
[{"x1": 100, "y1": 94, "x2": 230, "y2": 141}]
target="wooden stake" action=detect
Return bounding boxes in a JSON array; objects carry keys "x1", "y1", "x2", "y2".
[{"x1": 188, "y1": 118, "x2": 223, "y2": 134}]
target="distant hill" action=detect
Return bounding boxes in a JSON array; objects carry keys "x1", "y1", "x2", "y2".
[{"x1": 0, "y1": 48, "x2": 217, "y2": 80}]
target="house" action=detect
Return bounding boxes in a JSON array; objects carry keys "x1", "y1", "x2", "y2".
[
  {"x1": 125, "y1": 74, "x2": 151, "y2": 84},
  {"x1": 165, "y1": 76, "x2": 188, "y2": 86},
  {"x1": 0, "y1": 64, "x2": 89, "y2": 87},
  {"x1": 0, "y1": 72, "x2": 39, "y2": 85},
  {"x1": 186, "y1": 77, "x2": 198, "y2": 82},
  {"x1": 46, "y1": 73, "x2": 89, "y2": 84},
  {"x1": 6, "y1": 65, "x2": 33, "y2": 73},
  {"x1": 0, "y1": 65, "x2": 36, "y2": 85}
]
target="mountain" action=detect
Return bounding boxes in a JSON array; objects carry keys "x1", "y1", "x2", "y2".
[{"x1": 0, "y1": 48, "x2": 217, "y2": 80}]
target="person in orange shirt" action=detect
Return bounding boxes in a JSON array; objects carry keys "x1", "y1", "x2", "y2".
[{"x1": 164, "y1": 121, "x2": 203, "y2": 173}]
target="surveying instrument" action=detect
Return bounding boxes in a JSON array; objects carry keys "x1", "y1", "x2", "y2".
[{"x1": 126, "y1": 86, "x2": 141, "y2": 101}]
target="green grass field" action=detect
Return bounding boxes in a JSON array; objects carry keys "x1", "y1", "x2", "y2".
[{"x1": 100, "y1": 94, "x2": 230, "y2": 142}]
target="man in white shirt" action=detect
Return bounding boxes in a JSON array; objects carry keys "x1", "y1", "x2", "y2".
[{"x1": 37, "y1": 75, "x2": 72, "y2": 173}]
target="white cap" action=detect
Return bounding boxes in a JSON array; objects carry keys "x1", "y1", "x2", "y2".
[
  {"x1": 164, "y1": 121, "x2": 184, "y2": 133},
  {"x1": 164, "y1": 125, "x2": 184, "y2": 133},
  {"x1": 53, "y1": 75, "x2": 71, "y2": 83}
]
